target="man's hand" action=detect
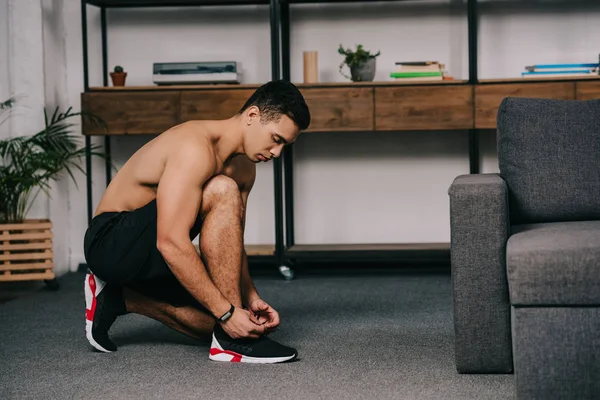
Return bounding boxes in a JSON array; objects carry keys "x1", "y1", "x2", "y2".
[
  {"x1": 220, "y1": 307, "x2": 266, "y2": 339},
  {"x1": 248, "y1": 298, "x2": 280, "y2": 334}
]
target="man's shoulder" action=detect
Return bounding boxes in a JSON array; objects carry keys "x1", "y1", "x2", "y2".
[
  {"x1": 159, "y1": 125, "x2": 217, "y2": 184},
  {"x1": 166, "y1": 124, "x2": 214, "y2": 161}
]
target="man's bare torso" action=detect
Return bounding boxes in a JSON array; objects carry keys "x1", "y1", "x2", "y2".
[{"x1": 95, "y1": 121, "x2": 255, "y2": 216}]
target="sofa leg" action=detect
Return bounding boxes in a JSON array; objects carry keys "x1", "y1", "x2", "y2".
[{"x1": 513, "y1": 307, "x2": 600, "y2": 400}]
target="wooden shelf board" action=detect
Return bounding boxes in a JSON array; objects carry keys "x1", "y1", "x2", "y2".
[
  {"x1": 82, "y1": 77, "x2": 600, "y2": 134},
  {"x1": 245, "y1": 245, "x2": 275, "y2": 256},
  {"x1": 283, "y1": 0, "x2": 418, "y2": 3},
  {"x1": 87, "y1": 80, "x2": 468, "y2": 92},
  {"x1": 88, "y1": 84, "x2": 261, "y2": 91},
  {"x1": 87, "y1": 77, "x2": 600, "y2": 92},
  {"x1": 294, "y1": 80, "x2": 468, "y2": 87},
  {"x1": 479, "y1": 75, "x2": 600, "y2": 84},
  {"x1": 286, "y1": 243, "x2": 450, "y2": 253},
  {"x1": 194, "y1": 244, "x2": 275, "y2": 256},
  {"x1": 86, "y1": 0, "x2": 269, "y2": 7}
]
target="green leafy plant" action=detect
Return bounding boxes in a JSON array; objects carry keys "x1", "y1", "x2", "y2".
[
  {"x1": 0, "y1": 98, "x2": 107, "y2": 223},
  {"x1": 113, "y1": 65, "x2": 124, "y2": 73},
  {"x1": 338, "y1": 44, "x2": 380, "y2": 80}
]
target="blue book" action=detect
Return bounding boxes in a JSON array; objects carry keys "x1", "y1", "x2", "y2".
[
  {"x1": 521, "y1": 70, "x2": 595, "y2": 76},
  {"x1": 525, "y1": 63, "x2": 599, "y2": 71}
]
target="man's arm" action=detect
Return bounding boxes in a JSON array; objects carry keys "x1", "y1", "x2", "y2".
[
  {"x1": 240, "y1": 178, "x2": 261, "y2": 307},
  {"x1": 236, "y1": 165, "x2": 281, "y2": 332},
  {"x1": 155, "y1": 144, "x2": 231, "y2": 319}
]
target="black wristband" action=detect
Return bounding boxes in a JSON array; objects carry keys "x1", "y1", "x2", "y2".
[{"x1": 217, "y1": 304, "x2": 235, "y2": 323}]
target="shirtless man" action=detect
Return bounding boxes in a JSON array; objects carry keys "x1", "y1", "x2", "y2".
[{"x1": 83, "y1": 80, "x2": 310, "y2": 363}]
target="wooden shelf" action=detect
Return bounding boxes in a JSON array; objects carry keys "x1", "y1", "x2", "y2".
[
  {"x1": 87, "y1": 80, "x2": 468, "y2": 92},
  {"x1": 81, "y1": 77, "x2": 600, "y2": 135},
  {"x1": 375, "y1": 85, "x2": 473, "y2": 131},
  {"x1": 190, "y1": 243, "x2": 450, "y2": 258},
  {"x1": 87, "y1": 76, "x2": 600, "y2": 91},
  {"x1": 194, "y1": 244, "x2": 275, "y2": 256},
  {"x1": 479, "y1": 75, "x2": 600, "y2": 84},
  {"x1": 86, "y1": 0, "x2": 269, "y2": 7},
  {"x1": 475, "y1": 82, "x2": 575, "y2": 129},
  {"x1": 283, "y1": 0, "x2": 420, "y2": 3},
  {"x1": 285, "y1": 243, "x2": 450, "y2": 262},
  {"x1": 575, "y1": 80, "x2": 600, "y2": 100},
  {"x1": 88, "y1": 84, "x2": 261, "y2": 91},
  {"x1": 287, "y1": 243, "x2": 449, "y2": 252},
  {"x1": 245, "y1": 245, "x2": 275, "y2": 256}
]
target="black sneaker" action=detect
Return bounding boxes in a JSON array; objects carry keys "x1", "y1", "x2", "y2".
[
  {"x1": 84, "y1": 272, "x2": 126, "y2": 353},
  {"x1": 209, "y1": 323, "x2": 297, "y2": 363}
]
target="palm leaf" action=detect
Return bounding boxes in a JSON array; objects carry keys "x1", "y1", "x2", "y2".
[{"x1": 0, "y1": 99, "x2": 108, "y2": 222}]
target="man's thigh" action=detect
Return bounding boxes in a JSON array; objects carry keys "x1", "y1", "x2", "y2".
[{"x1": 85, "y1": 198, "x2": 200, "y2": 284}]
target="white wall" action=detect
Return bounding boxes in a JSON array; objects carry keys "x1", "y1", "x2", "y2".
[
  {"x1": 0, "y1": 0, "x2": 9, "y2": 111},
  {"x1": 41, "y1": 0, "x2": 72, "y2": 276},
  {"x1": 4, "y1": 1, "x2": 600, "y2": 272},
  {"x1": 4, "y1": 0, "x2": 49, "y2": 222},
  {"x1": 74, "y1": 0, "x2": 600, "y2": 266},
  {"x1": 0, "y1": 0, "x2": 10, "y2": 145}
]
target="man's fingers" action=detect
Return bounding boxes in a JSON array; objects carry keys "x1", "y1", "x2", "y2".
[
  {"x1": 265, "y1": 312, "x2": 280, "y2": 329},
  {"x1": 254, "y1": 303, "x2": 269, "y2": 312},
  {"x1": 249, "y1": 313, "x2": 262, "y2": 325},
  {"x1": 251, "y1": 324, "x2": 266, "y2": 336}
]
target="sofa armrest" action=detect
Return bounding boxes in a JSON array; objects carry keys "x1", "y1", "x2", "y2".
[{"x1": 448, "y1": 173, "x2": 513, "y2": 373}]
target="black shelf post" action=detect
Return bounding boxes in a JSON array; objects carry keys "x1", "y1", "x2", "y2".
[
  {"x1": 82, "y1": 0, "x2": 93, "y2": 225},
  {"x1": 280, "y1": 2, "x2": 295, "y2": 251},
  {"x1": 467, "y1": 0, "x2": 480, "y2": 174},
  {"x1": 270, "y1": 0, "x2": 286, "y2": 269},
  {"x1": 101, "y1": 6, "x2": 113, "y2": 187}
]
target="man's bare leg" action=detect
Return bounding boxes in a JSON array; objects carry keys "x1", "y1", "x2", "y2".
[
  {"x1": 119, "y1": 176, "x2": 296, "y2": 362},
  {"x1": 122, "y1": 286, "x2": 214, "y2": 341},
  {"x1": 197, "y1": 175, "x2": 244, "y2": 309},
  {"x1": 120, "y1": 175, "x2": 244, "y2": 340}
]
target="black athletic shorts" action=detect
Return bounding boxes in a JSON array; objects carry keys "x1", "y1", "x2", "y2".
[{"x1": 83, "y1": 199, "x2": 204, "y2": 307}]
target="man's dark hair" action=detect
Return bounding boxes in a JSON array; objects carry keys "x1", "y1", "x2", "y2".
[{"x1": 239, "y1": 80, "x2": 310, "y2": 131}]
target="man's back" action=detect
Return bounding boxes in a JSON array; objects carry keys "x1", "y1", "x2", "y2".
[{"x1": 95, "y1": 121, "x2": 217, "y2": 216}]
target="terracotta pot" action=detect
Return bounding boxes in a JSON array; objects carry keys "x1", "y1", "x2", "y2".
[{"x1": 110, "y1": 72, "x2": 127, "y2": 87}]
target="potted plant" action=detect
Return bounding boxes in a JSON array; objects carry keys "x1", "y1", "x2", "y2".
[
  {"x1": 110, "y1": 65, "x2": 127, "y2": 87},
  {"x1": 0, "y1": 98, "x2": 106, "y2": 289},
  {"x1": 338, "y1": 44, "x2": 381, "y2": 82}
]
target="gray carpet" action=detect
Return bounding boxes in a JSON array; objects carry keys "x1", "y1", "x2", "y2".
[{"x1": 0, "y1": 270, "x2": 514, "y2": 399}]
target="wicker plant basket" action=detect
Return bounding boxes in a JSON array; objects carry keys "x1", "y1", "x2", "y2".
[{"x1": 0, "y1": 219, "x2": 58, "y2": 289}]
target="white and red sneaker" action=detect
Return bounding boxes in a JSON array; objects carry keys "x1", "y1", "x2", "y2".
[
  {"x1": 209, "y1": 323, "x2": 297, "y2": 364},
  {"x1": 84, "y1": 272, "x2": 126, "y2": 353}
]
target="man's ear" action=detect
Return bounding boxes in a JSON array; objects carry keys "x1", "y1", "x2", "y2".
[{"x1": 247, "y1": 106, "x2": 260, "y2": 124}]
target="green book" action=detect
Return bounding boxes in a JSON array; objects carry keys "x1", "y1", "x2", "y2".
[{"x1": 389, "y1": 72, "x2": 442, "y2": 78}]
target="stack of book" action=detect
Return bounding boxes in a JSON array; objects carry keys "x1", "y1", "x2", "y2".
[
  {"x1": 389, "y1": 61, "x2": 447, "y2": 81},
  {"x1": 521, "y1": 63, "x2": 599, "y2": 79}
]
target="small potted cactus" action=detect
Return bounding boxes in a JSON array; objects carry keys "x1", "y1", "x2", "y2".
[{"x1": 110, "y1": 65, "x2": 127, "y2": 87}]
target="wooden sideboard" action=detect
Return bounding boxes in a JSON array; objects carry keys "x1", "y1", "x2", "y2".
[{"x1": 81, "y1": 77, "x2": 600, "y2": 135}]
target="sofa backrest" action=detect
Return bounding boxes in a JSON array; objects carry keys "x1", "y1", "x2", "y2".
[{"x1": 497, "y1": 97, "x2": 600, "y2": 224}]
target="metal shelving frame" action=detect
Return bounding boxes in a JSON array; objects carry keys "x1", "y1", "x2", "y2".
[
  {"x1": 277, "y1": 0, "x2": 478, "y2": 269},
  {"x1": 80, "y1": 0, "x2": 483, "y2": 275},
  {"x1": 80, "y1": 0, "x2": 287, "y2": 269}
]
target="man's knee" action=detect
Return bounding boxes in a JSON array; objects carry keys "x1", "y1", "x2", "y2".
[{"x1": 202, "y1": 175, "x2": 242, "y2": 211}]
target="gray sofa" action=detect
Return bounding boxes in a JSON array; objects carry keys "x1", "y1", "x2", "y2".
[{"x1": 448, "y1": 97, "x2": 600, "y2": 399}]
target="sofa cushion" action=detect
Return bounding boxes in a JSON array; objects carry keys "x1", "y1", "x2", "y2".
[
  {"x1": 506, "y1": 220, "x2": 600, "y2": 305},
  {"x1": 497, "y1": 97, "x2": 600, "y2": 224}
]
